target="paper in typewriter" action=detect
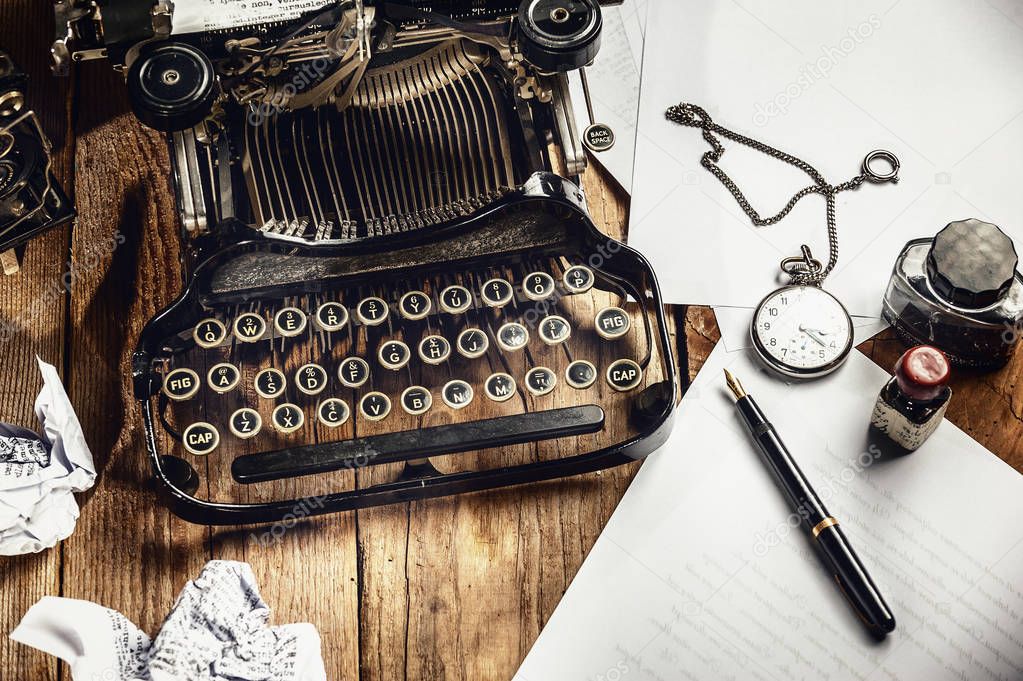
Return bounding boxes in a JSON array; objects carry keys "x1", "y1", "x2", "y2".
[
  {"x1": 516, "y1": 346, "x2": 1023, "y2": 681},
  {"x1": 171, "y1": 0, "x2": 326, "y2": 34}
]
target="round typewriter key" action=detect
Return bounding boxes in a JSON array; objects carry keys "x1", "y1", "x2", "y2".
[
  {"x1": 538, "y1": 315, "x2": 572, "y2": 345},
  {"x1": 317, "y1": 398, "x2": 350, "y2": 428},
  {"x1": 254, "y1": 368, "x2": 287, "y2": 399},
  {"x1": 523, "y1": 272, "x2": 556, "y2": 301},
  {"x1": 378, "y1": 340, "x2": 411, "y2": 370},
  {"x1": 484, "y1": 373, "x2": 517, "y2": 402},
  {"x1": 456, "y1": 328, "x2": 490, "y2": 359},
  {"x1": 359, "y1": 392, "x2": 392, "y2": 421},
  {"x1": 207, "y1": 363, "x2": 240, "y2": 394},
  {"x1": 229, "y1": 408, "x2": 262, "y2": 439},
  {"x1": 595, "y1": 306, "x2": 631, "y2": 340},
  {"x1": 182, "y1": 422, "x2": 219, "y2": 456},
  {"x1": 440, "y1": 285, "x2": 472, "y2": 314},
  {"x1": 442, "y1": 380, "x2": 474, "y2": 410},
  {"x1": 400, "y1": 386, "x2": 433, "y2": 416},
  {"x1": 399, "y1": 291, "x2": 432, "y2": 320},
  {"x1": 163, "y1": 368, "x2": 200, "y2": 401},
  {"x1": 234, "y1": 313, "x2": 267, "y2": 343},
  {"x1": 274, "y1": 307, "x2": 308, "y2": 337},
  {"x1": 193, "y1": 318, "x2": 227, "y2": 349},
  {"x1": 418, "y1": 335, "x2": 451, "y2": 365},
  {"x1": 607, "y1": 359, "x2": 643, "y2": 392},
  {"x1": 563, "y1": 265, "x2": 595, "y2": 294},
  {"x1": 481, "y1": 278, "x2": 514, "y2": 307},
  {"x1": 338, "y1": 357, "x2": 371, "y2": 389},
  {"x1": 357, "y1": 297, "x2": 389, "y2": 326},
  {"x1": 566, "y1": 360, "x2": 598, "y2": 389},
  {"x1": 295, "y1": 363, "x2": 329, "y2": 396},
  {"x1": 315, "y1": 302, "x2": 349, "y2": 332},
  {"x1": 272, "y1": 403, "x2": 305, "y2": 433},
  {"x1": 497, "y1": 322, "x2": 529, "y2": 352},
  {"x1": 525, "y1": 367, "x2": 557, "y2": 396}
]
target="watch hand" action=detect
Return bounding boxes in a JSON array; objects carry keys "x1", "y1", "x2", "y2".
[{"x1": 799, "y1": 326, "x2": 828, "y2": 347}]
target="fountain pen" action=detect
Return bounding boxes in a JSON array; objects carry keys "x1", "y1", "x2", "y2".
[{"x1": 724, "y1": 369, "x2": 896, "y2": 637}]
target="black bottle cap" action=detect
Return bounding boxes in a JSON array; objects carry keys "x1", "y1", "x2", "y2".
[
  {"x1": 925, "y1": 219, "x2": 1019, "y2": 309},
  {"x1": 517, "y1": 0, "x2": 602, "y2": 73},
  {"x1": 127, "y1": 41, "x2": 217, "y2": 133}
]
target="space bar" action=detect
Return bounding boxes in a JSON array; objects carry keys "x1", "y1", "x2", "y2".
[{"x1": 231, "y1": 405, "x2": 606, "y2": 484}]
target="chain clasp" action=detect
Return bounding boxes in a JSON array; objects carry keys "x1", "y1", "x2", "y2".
[{"x1": 862, "y1": 149, "x2": 900, "y2": 184}]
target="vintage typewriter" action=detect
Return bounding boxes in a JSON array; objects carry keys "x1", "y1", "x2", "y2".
[{"x1": 54, "y1": 0, "x2": 676, "y2": 524}]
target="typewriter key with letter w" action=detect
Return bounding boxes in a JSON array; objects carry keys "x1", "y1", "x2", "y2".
[{"x1": 58, "y1": 0, "x2": 676, "y2": 523}]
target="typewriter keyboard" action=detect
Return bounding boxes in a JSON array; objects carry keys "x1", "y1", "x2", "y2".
[{"x1": 149, "y1": 253, "x2": 664, "y2": 494}]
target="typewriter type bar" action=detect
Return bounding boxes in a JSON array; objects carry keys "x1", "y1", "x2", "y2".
[{"x1": 133, "y1": 178, "x2": 676, "y2": 525}]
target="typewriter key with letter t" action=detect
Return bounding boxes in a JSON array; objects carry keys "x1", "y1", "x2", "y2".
[{"x1": 357, "y1": 297, "x2": 389, "y2": 326}]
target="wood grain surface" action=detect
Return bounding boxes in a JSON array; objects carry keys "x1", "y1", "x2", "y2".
[{"x1": 0, "y1": 4, "x2": 1020, "y2": 679}]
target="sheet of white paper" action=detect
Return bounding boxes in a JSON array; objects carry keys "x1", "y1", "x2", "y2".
[
  {"x1": 628, "y1": 0, "x2": 1023, "y2": 316},
  {"x1": 0, "y1": 357, "x2": 96, "y2": 556},
  {"x1": 516, "y1": 346, "x2": 1023, "y2": 680},
  {"x1": 568, "y1": 1, "x2": 648, "y2": 194},
  {"x1": 171, "y1": 0, "x2": 325, "y2": 34},
  {"x1": 10, "y1": 560, "x2": 328, "y2": 681},
  {"x1": 713, "y1": 306, "x2": 889, "y2": 353}
]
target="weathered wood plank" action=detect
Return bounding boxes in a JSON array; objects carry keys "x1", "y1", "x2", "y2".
[
  {"x1": 59, "y1": 62, "x2": 209, "y2": 656},
  {"x1": 0, "y1": 3, "x2": 75, "y2": 678}
]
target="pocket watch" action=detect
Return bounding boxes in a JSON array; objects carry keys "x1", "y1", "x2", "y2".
[{"x1": 751, "y1": 282, "x2": 854, "y2": 379}]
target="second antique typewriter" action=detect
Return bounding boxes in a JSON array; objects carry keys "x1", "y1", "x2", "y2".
[{"x1": 54, "y1": 0, "x2": 676, "y2": 524}]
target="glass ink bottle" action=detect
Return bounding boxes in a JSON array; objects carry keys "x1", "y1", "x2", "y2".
[
  {"x1": 870, "y1": 345, "x2": 952, "y2": 452},
  {"x1": 881, "y1": 219, "x2": 1023, "y2": 369}
]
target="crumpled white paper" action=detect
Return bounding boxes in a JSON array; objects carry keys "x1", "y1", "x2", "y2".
[
  {"x1": 10, "y1": 560, "x2": 328, "y2": 681},
  {"x1": 0, "y1": 356, "x2": 96, "y2": 556}
]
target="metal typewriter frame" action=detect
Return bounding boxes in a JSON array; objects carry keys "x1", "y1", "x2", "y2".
[{"x1": 132, "y1": 173, "x2": 677, "y2": 525}]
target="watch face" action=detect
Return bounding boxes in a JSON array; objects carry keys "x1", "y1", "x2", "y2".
[{"x1": 751, "y1": 285, "x2": 853, "y2": 378}]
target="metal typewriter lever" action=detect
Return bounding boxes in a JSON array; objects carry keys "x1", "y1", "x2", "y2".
[{"x1": 232, "y1": 405, "x2": 605, "y2": 484}]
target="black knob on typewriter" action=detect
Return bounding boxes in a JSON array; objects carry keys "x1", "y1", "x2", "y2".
[
  {"x1": 517, "y1": 0, "x2": 602, "y2": 73},
  {"x1": 127, "y1": 41, "x2": 217, "y2": 132}
]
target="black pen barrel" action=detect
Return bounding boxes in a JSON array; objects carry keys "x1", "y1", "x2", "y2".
[
  {"x1": 735, "y1": 392, "x2": 896, "y2": 636},
  {"x1": 735, "y1": 395, "x2": 830, "y2": 527}
]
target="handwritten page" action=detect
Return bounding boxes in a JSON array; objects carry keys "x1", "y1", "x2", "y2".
[{"x1": 516, "y1": 346, "x2": 1023, "y2": 681}]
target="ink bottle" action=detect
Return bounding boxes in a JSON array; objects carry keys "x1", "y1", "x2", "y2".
[
  {"x1": 870, "y1": 345, "x2": 952, "y2": 452},
  {"x1": 881, "y1": 219, "x2": 1023, "y2": 369}
]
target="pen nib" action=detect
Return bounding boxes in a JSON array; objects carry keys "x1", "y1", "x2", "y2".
[{"x1": 723, "y1": 369, "x2": 747, "y2": 400}]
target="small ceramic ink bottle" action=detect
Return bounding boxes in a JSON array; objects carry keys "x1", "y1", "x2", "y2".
[
  {"x1": 881, "y1": 219, "x2": 1023, "y2": 368},
  {"x1": 870, "y1": 345, "x2": 952, "y2": 452}
]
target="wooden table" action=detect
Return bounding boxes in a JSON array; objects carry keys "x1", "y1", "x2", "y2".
[{"x1": 1, "y1": 5, "x2": 1020, "y2": 678}]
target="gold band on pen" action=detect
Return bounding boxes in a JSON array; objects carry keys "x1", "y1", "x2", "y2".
[{"x1": 812, "y1": 517, "x2": 840, "y2": 539}]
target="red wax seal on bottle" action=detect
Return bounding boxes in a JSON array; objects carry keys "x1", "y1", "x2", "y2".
[{"x1": 894, "y1": 345, "x2": 950, "y2": 402}]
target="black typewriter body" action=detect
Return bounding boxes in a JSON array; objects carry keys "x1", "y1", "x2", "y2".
[{"x1": 55, "y1": 0, "x2": 676, "y2": 524}]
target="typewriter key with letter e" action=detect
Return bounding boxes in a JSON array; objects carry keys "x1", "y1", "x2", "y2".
[{"x1": 274, "y1": 307, "x2": 307, "y2": 337}]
